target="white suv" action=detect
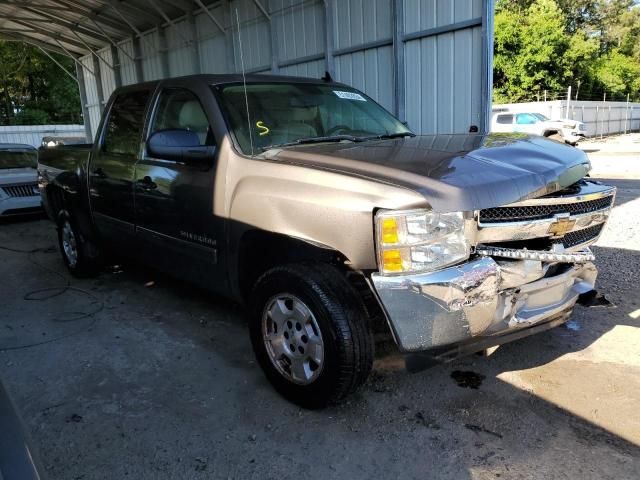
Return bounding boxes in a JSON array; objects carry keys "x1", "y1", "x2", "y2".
[{"x1": 0, "y1": 144, "x2": 42, "y2": 217}]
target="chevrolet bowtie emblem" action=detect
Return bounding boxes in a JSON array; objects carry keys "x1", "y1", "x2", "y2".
[{"x1": 548, "y1": 217, "x2": 576, "y2": 236}]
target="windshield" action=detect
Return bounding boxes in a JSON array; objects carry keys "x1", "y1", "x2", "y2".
[
  {"x1": 215, "y1": 82, "x2": 412, "y2": 154},
  {"x1": 533, "y1": 113, "x2": 550, "y2": 121},
  {"x1": 0, "y1": 149, "x2": 37, "y2": 169}
]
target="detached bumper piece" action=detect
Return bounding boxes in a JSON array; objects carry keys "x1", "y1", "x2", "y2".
[{"x1": 371, "y1": 256, "x2": 597, "y2": 353}]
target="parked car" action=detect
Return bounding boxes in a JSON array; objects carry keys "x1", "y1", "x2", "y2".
[
  {"x1": 0, "y1": 379, "x2": 44, "y2": 479},
  {"x1": 491, "y1": 110, "x2": 586, "y2": 145},
  {"x1": 40, "y1": 136, "x2": 87, "y2": 148},
  {"x1": 38, "y1": 74, "x2": 614, "y2": 408},
  {"x1": 0, "y1": 144, "x2": 42, "y2": 217}
]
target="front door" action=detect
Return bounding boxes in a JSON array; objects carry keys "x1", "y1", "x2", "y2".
[
  {"x1": 89, "y1": 89, "x2": 151, "y2": 244},
  {"x1": 134, "y1": 87, "x2": 223, "y2": 288}
]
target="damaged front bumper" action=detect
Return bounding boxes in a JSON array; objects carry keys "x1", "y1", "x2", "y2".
[{"x1": 370, "y1": 254, "x2": 597, "y2": 353}]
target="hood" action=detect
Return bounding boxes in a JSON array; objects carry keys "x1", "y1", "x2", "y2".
[
  {"x1": 0, "y1": 167, "x2": 38, "y2": 186},
  {"x1": 266, "y1": 133, "x2": 591, "y2": 212}
]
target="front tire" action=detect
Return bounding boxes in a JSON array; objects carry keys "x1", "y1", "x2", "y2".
[
  {"x1": 57, "y1": 210, "x2": 102, "y2": 277},
  {"x1": 248, "y1": 263, "x2": 374, "y2": 408}
]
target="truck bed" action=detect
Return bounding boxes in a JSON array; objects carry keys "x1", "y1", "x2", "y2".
[{"x1": 37, "y1": 144, "x2": 92, "y2": 173}]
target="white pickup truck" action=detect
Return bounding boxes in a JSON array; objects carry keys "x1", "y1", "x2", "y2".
[{"x1": 492, "y1": 111, "x2": 586, "y2": 145}]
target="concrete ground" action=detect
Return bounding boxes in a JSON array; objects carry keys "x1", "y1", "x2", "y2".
[
  {"x1": 579, "y1": 133, "x2": 640, "y2": 179},
  {"x1": 1, "y1": 159, "x2": 639, "y2": 479}
]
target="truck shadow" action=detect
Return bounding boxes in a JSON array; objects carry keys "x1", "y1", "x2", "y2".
[
  {"x1": 3, "y1": 220, "x2": 638, "y2": 478},
  {"x1": 93, "y1": 243, "x2": 639, "y2": 478},
  {"x1": 593, "y1": 177, "x2": 639, "y2": 207}
]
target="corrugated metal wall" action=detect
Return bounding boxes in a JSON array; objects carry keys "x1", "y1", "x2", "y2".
[
  {"x1": 77, "y1": 0, "x2": 493, "y2": 140},
  {"x1": 0, "y1": 124, "x2": 86, "y2": 147}
]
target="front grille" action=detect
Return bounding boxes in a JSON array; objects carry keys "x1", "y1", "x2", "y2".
[
  {"x1": 1, "y1": 183, "x2": 39, "y2": 198},
  {"x1": 562, "y1": 224, "x2": 603, "y2": 248},
  {"x1": 479, "y1": 195, "x2": 613, "y2": 223}
]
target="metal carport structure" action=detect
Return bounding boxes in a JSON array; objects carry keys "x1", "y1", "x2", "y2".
[{"x1": 0, "y1": 0, "x2": 494, "y2": 141}]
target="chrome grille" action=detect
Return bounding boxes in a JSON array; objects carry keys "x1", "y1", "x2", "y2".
[
  {"x1": 1, "y1": 183, "x2": 39, "y2": 198},
  {"x1": 562, "y1": 224, "x2": 603, "y2": 248},
  {"x1": 479, "y1": 196, "x2": 613, "y2": 223},
  {"x1": 474, "y1": 181, "x2": 615, "y2": 255}
]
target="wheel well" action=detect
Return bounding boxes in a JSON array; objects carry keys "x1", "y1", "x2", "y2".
[
  {"x1": 46, "y1": 184, "x2": 65, "y2": 219},
  {"x1": 543, "y1": 129, "x2": 560, "y2": 137},
  {"x1": 237, "y1": 230, "x2": 346, "y2": 301},
  {"x1": 236, "y1": 229, "x2": 390, "y2": 342}
]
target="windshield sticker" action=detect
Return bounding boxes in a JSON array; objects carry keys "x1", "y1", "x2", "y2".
[
  {"x1": 256, "y1": 120, "x2": 270, "y2": 136},
  {"x1": 333, "y1": 90, "x2": 366, "y2": 101}
]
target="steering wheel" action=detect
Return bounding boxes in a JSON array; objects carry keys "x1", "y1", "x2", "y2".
[{"x1": 326, "y1": 125, "x2": 352, "y2": 136}]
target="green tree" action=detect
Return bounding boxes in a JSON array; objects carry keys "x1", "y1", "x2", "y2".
[
  {"x1": 494, "y1": 0, "x2": 598, "y2": 102},
  {"x1": 595, "y1": 48, "x2": 640, "y2": 95},
  {"x1": 494, "y1": 0, "x2": 640, "y2": 102},
  {"x1": 0, "y1": 41, "x2": 81, "y2": 125}
]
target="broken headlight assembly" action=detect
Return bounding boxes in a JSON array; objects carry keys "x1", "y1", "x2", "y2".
[{"x1": 375, "y1": 209, "x2": 470, "y2": 275}]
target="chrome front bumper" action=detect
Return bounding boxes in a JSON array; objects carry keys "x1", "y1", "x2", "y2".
[
  {"x1": 0, "y1": 195, "x2": 42, "y2": 215},
  {"x1": 371, "y1": 256, "x2": 597, "y2": 352}
]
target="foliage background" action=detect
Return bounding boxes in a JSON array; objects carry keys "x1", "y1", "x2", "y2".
[
  {"x1": 0, "y1": 42, "x2": 81, "y2": 126},
  {"x1": 494, "y1": 0, "x2": 640, "y2": 103},
  {"x1": 1, "y1": 1, "x2": 639, "y2": 124}
]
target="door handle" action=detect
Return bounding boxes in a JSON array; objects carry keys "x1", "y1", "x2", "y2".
[
  {"x1": 137, "y1": 176, "x2": 157, "y2": 190},
  {"x1": 92, "y1": 167, "x2": 106, "y2": 178}
]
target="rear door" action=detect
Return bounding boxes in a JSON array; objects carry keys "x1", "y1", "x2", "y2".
[
  {"x1": 89, "y1": 88, "x2": 151, "y2": 243},
  {"x1": 134, "y1": 83, "x2": 224, "y2": 287}
]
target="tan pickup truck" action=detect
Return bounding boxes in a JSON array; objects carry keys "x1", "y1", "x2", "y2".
[{"x1": 38, "y1": 74, "x2": 614, "y2": 408}]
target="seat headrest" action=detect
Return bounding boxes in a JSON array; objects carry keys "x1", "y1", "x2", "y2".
[
  {"x1": 178, "y1": 100, "x2": 208, "y2": 130},
  {"x1": 289, "y1": 106, "x2": 317, "y2": 122}
]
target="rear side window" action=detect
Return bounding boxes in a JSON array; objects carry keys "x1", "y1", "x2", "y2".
[
  {"x1": 496, "y1": 114, "x2": 514, "y2": 124},
  {"x1": 103, "y1": 90, "x2": 150, "y2": 155}
]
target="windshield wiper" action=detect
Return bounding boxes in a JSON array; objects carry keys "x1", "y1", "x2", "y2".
[
  {"x1": 261, "y1": 135, "x2": 364, "y2": 151},
  {"x1": 363, "y1": 132, "x2": 416, "y2": 141}
]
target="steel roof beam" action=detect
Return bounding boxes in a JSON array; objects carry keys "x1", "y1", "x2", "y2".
[
  {"x1": 107, "y1": 2, "x2": 145, "y2": 37},
  {"x1": 98, "y1": 0, "x2": 164, "y2": 24},
  {"x1": 88, "y1": 17, "x2": 135, "y2": 62},
  {"x1": 144, "y1": 0, "x2": 190, "y2": 44},
  {"x1": 70, "y1": 30, "x2": 114, "y2": 69},
  {"x1": 35, "y1": 45, "x2": 79, "y2": 84},
  {"x1": 252, "y1": 0, "x2": 271, "y2": 21},
  {"x1": 161, "y1": 0, "x2": 199, "y2": 12},
  {"x1": 3, "y1": 18, "x2": 94, "y2": 52},
  {"x1": 19, "y1": 7, "x2": 113, "y2": 44},
  {"x1": 54, "y1": 39, "x2": 96, "y2": 76},
  {"x1": 0, "y1": 1, "x2": 74, "y2": 13},
  {"x1": 0, "y1": 31, "x2": 83, "y2": 57},
  {"x1": 193, "y1": 0, "x2": 226, "y2": 35},
  {"x1": 44, "y1": 0, "x2": 134, "y2": 35},
  {"x1": 0, "y1": 27, "x2": 40, "y2": 34}
]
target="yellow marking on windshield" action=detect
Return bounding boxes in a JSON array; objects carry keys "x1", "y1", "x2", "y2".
[{"x1": 256, "y1": 121, "x2": 270, "y2": 136}]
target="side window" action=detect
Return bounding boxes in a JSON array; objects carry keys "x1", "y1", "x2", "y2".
[
  {"x1": 103, "y1": 90, "x2": 150, "y2": 155},
  {"x1": 496, "y1": 114, "x2": 514, "y2": 124},
  {"x1": 516, "y1": 113, "x2": 538, "y2": 125},
  {"x1": 150, "y1": 89, "x2": 213, "y2": 146}
]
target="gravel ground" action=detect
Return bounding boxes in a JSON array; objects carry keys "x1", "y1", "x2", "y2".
[{"x1": 1, "y1": 167, "x2": 639, "y2": 479}]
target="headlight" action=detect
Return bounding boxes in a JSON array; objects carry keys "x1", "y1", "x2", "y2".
[
  {"x1": 375, "y1": 209, "x2": 470, "y2": 275},
  {"x1": 563, "y1": 123, "x2": 576, "y2": 129}
]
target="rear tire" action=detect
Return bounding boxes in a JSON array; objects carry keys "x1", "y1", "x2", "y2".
[
  {"x1": 57, "y1": 210, "x2": 102, "y2": 277},
  {"x1": 248, "y1": 263, "x2": 374, "y2": 408}
]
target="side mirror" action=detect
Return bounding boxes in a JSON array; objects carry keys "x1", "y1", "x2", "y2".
[{"x1": 146, "y1": 129, "x2": 215, "y2": 163}]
